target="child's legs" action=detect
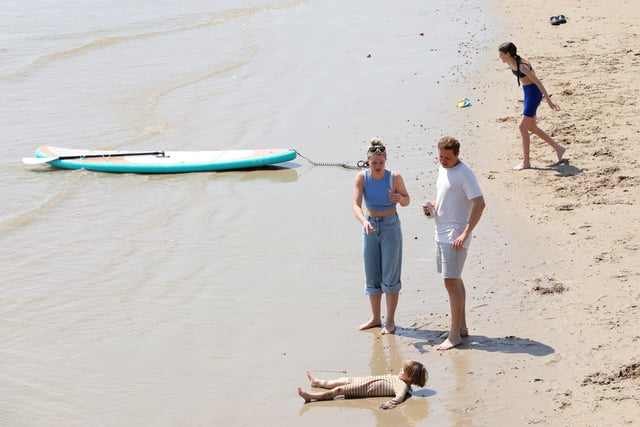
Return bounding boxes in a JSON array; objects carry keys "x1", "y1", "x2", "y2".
[
  {"x1": 322, "y1": 379, "x2": 349, "y2": 389},
  {"x1": 303, "y1": 386, "x2": 345, "y2": 401},
  {"x1": 309, "y1": 374, "x2": 350, "y2": 389}
]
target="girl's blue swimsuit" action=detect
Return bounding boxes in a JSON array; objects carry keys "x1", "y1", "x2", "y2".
[{"x1": 522, "y1": 83, "x2": 543, "y2": 117}]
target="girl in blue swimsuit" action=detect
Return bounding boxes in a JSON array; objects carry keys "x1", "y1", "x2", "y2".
[{"x1": 499, "y1": 42, "x2": 566, "y2": 170}]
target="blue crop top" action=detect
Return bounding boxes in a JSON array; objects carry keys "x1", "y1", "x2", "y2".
[{"x1": 364, "y1": 170, "x2": 395, "y2": 212}]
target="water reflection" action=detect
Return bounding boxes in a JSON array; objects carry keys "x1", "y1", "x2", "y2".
[
  {"x1": 299, "y1": 332, "x2": 432, "y2": 426},
  {"x1": 26, "y1": 163, "x2": 300, "y2": 183}
]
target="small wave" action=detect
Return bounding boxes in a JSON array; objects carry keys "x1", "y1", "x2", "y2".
[
  {"x1": 1, "y1": 3, "x2": 307, "y2": 80},
  {"x1": 0, "y1": 170, "x2": 85, "y2": 236}
]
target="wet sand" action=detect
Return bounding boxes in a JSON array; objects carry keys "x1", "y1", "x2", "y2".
[
  {"x1": 298, "y1": 0, "x2": 640, "y2": 425},
  {"x1": 397, "y1": 0, "x2": 640, "y2": 425},
  {"x1": 3, "y1": 0, "x2": 639, "y2": 425}
]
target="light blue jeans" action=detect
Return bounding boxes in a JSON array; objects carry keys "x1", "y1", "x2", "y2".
[{"x1": 362, "y1": 213, "x2": 402, "y2": 295}]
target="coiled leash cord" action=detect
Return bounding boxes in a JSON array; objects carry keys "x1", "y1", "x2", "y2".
[{"x1": 293, "y1": 150, "x2": 367, "y2": 170}]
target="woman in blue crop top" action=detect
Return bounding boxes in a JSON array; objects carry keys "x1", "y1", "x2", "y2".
[
  {"x1": 353, "y1": 138, "x2": 410, "y2": 335},
  {"x1": 499, "y1": 42, "x2": 566, "y2": 171}
]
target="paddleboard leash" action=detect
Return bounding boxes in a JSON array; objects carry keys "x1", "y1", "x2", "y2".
[{"x1": 293, "y1": 150, "x2": 366, "y2": 170}]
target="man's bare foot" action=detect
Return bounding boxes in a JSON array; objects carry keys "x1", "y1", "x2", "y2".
[
  {"x1": 298, "y1": 387, "x2": 311, "y2": 403},
  {"x1": 513, "y1": 162, "x2": 531, "y2": 171},
  {"x1": 439, "y1": 328, "x2": 468, "y2": 339},
  {"x1": 381, "y1": 323, "x2": 396, "y2": 335},
  {"x1": 556, "y1": 145, "x2": 566, "y2": 162},
  {"x1": 358, "y1": 319, "x2": 382, "y2": 331},
  {"x1": 436, "y1": 335, "x2": 462, "y2": 351}
]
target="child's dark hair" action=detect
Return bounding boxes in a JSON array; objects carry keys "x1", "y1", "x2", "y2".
[
  {"x1": 402, "y1": 359, "x2": 428, "y2": 387},
  {"x1": 498, "y1": 41, "x2": 522, "y2": 87}
]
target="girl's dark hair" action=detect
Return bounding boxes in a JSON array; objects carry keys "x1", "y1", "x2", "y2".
[{"x1": 499, "y1": 41, "x2": 522, "y2": 87}]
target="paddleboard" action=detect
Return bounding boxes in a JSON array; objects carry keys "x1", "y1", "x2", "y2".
[{"x1": 26, "y1": 146, "x2": 297, "y2": 174}]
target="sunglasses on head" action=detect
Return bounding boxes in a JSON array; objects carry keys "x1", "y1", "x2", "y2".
[{"x1": 368, "y1": 146, "x2": 386, "y2": 154}]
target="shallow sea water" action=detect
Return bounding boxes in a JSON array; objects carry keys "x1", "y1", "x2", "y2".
[{"x1": 0, "y1": 1, "x2": 500, "y2": 424}]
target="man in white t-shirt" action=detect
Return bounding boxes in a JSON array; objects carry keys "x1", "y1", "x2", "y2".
[{"x1": 423, "y1": 136, "x2": 485, "y2": 350}]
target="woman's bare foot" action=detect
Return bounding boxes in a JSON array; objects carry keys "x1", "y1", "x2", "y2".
[
  {"x1": 436, "y1": 335, "x2": 462, "y2": 351},
  {"x1": 381, "y1": 323, "x2": 396, "y2": 335},
  {"x1": 556, "y1": 145, "x2": 566, "y2": 162},
  {"x1": 358, "y1": 318, "x2": 382, "y2": 331},
  {"x1": 298, "y1": 387, "x2": 311, "y2": 403},
  {"x1": 513, "y1": 161, "x2": 531, "y2": 171},
  {"x1": 306, "y1": 371, "x2": 320, "y2": 388}
]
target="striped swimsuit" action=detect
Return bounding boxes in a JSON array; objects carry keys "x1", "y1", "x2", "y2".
[{"x1": 342, "y1": 375, "x2": 410, "y2": 404}]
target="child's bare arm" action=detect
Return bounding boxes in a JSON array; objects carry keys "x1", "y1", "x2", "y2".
[{"x1": 379, "y1": 386, "x2": 409, "y2": 410}]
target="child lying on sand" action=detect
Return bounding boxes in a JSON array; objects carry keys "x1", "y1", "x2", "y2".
[{"x1": 297, "y1": 359, "x2": 427, "y2": 409}]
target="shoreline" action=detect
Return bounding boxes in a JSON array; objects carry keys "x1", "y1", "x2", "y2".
[{"x1": 401, "y1": 0, "x2": 640, "y2": 424}]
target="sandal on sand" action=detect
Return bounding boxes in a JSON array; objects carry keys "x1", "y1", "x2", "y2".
[{"x1": 550, "y1": 15, "x2": 567, "y2": 25}]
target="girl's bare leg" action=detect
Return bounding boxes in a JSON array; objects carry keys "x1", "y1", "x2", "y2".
[
  {"x1": 517, "y1": 115, "x2": 566, "y2": 167},
  {"x1": 515, "y1": 116, "x2": 533, "y2": 170},
  {"x1": 306, "y1": 371, "x2": 349, "y2": 389},
  {"x1": 529, "y1": 123, "x2": 565, "y2": 161}
]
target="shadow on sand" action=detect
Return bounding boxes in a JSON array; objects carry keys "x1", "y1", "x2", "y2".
[
  {"x1": 530, "y1": 159, "x2": 583, "y2": 177},
  {"x1": 397, "y1": 328, "x2": 554, "y2": 357}
]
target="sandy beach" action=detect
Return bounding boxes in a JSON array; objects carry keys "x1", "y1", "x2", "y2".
[
  {"x1": 407, "y1": 0, "x2": 640, "y2": 424},
  {"x1": 2, "y1": 0, "x2": 638, "y2": 425},
  {"x1": 294, "y1": 0, "x2": 640, "y2": 423}
]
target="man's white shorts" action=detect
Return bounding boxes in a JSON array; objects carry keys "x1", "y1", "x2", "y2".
[{"x1": 436, "y1": 242, "x2": 468, "y2": 279}]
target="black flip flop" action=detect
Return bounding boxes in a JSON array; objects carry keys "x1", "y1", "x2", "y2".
[
  {"x1": 557, "y1": 15, "x2": 567, "y2": 24},
  {"x1": 550, "y1": 16, "x2": 561, "y2": 26}
]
